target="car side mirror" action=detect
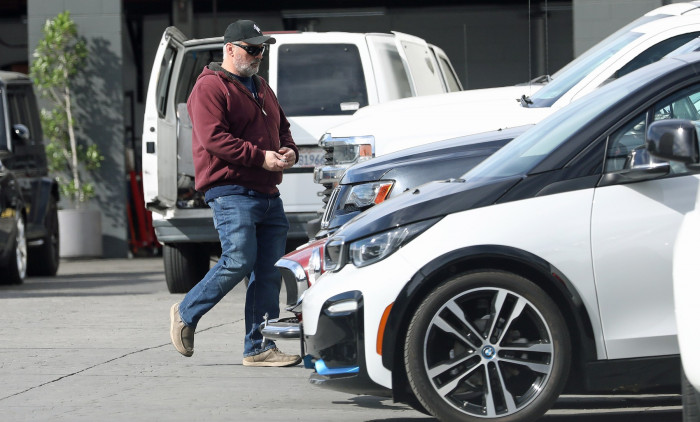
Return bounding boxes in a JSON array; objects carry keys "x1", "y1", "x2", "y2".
[
  {"x1": 615, "y1": 146, "x2": 670, "y2": 181},
  {"x1": 646, "y1": 119, "x2": 700, "y2": 172},
  {"x1": 12, "y1": 123, "x2": 30, "y2": 143}
]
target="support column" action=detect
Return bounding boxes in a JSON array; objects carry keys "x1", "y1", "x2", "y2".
[{"x1": 28, "y1": 0, "x2": 128, "y2": 258}]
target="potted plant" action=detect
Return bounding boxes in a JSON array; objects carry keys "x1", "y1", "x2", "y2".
[{"x1": 30, "y1": 11, "x2": 104, "y2": 257}]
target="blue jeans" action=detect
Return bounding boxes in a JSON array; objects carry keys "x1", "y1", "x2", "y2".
[{"x1": 178, "y1": 190, "x2": 289, "y2": 357}]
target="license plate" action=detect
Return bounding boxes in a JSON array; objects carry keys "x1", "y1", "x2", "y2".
[{"x1": 294, "y1": 147, "x2": 325, "y2": 168}]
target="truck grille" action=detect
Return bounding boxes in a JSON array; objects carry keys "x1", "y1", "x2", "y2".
[{"x1": 322, "y1": 145, "x2": 334, "y2": 165}]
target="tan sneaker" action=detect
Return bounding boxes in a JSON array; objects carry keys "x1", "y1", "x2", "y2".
[
  {"x1": 242, "y1": 347, "x2": 302, "y2": 367},
  {"x1": 170, "y1": 303, "x2": 194, "y2": 357}
]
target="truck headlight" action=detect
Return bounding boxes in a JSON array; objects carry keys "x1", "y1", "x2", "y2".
[
  {"x1": 319, "y1": 134, "x2": 375, "y2": 165},
  {"x1": 323, "y1": 218, "x2": 441, "y2": 271}
]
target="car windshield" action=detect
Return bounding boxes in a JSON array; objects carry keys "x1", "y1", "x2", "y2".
[
  {"x1": 464, "y1": 71, "x2": 641, "y2": 182},
  {"x1": 526, "y1": 14, "x2": 666, "y2": 108}
]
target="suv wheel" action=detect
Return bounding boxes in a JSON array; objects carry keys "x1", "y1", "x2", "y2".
[
  {"x1": 28, "y1": 196, "x2": 60, "y2": 276},
  {"x1": 404, "y1": 271, "x2": 570, "y2": 421},
  {"x1": 1, "y1": 213, "x2": 27, "y2": 284},
  {"x1": 163, "y1": 243, "x2": 210, "y2": 293}
]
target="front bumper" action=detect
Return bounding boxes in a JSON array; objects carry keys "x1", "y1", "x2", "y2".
[{"x1": 303, "y1": 290, "x2": 390, "y2": 396}]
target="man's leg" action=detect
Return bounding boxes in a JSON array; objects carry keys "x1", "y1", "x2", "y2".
[
  {"x1": 171, "y1": 195, "x2": 256, "y2": 356},
  {"x1": 242, "y1": 195, "x2": 300, "y2": 366}
]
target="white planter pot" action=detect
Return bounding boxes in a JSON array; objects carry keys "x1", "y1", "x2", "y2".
[{"x1": 58, "y1": 209, "x2": 103, "y2": 258}]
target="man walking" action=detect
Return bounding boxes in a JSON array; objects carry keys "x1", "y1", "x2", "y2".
[{"x1": 169, "y1": 19, "x2": 301, "y2": 367}]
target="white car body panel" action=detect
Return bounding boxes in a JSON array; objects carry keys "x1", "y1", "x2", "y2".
[
  {"x1": 303, "y1": 252, "x2": 421, "y2": 389},
  {"x1": 304, "y1": 175, "x2": 700, "y2": 388},
  {"x1": 674, "y1": 185, "x2": 700, "y2": 390},
  {"x1": 591, "y1": 177, "x2": 698, "y2": 359}
]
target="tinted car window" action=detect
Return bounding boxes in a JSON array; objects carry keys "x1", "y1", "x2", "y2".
[
  {"x1": 605, "y1": 83, "x2": 700, "y2": 173},
  {"x1": 277, "y1": 44, "x2": 368, "y2": 116},
  {"x1": 613, "y1": 32, "x2": 700, "y2": 79},
  {"x1": 7, "y1": 85, "x2": 42, "y2": 145}
]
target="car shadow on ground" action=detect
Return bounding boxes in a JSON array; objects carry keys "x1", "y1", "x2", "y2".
[{"x1": 335, "y1": 394, "x2": 681, "y2": 422}]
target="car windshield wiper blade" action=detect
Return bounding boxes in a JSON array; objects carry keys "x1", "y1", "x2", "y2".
[{"x1": 519, "y1": 94, "x2": 533, "y2": 107}]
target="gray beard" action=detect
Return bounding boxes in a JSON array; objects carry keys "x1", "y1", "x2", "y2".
[{"x1": 234, "y1": 57, "x2": 260, "y2": 77}]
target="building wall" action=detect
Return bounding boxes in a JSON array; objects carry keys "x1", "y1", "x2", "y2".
[
  {"x1": 28, "y1": 0, "x2": 127, "y2": 258},
  {"x1": 12, "y1": 1, "x2": 683, "y2": 258},
  {"x1": 572, "y1": 0, "x2": 672, "y2": 55}
]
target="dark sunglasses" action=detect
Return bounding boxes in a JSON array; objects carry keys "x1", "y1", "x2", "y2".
[{"x1": 233, "y1": 43, "x2": 266, "y2": 56}]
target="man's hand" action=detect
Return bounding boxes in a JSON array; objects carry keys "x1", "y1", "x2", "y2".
[
  {"x1": 278, "y1": 147, "x2": 296, "y2": 170},
  {"x1": 263, "y1": 150, "x2": 287, "y2": 171}
]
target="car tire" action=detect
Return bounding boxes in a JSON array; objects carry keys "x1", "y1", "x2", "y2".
[
  {"x1": 404, "y1": 270, "x2": 571, "y2": 422},
  {"x1": 163, "y1": 243, "x2": 210, "y2": 293},
  {"x1": 683, "y1": 366, "x2": 700, "y2": 422},
  {"x1": 1, "y1": 213, "x2": 27, "y2": 285},
  {"x1": 27, "y1": 196, "x2": 60, "y2": 276}
]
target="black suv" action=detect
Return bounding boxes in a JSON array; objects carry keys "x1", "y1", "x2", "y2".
[{"x1": 0, "y1": 71, "x2": 60, "y2": 283}]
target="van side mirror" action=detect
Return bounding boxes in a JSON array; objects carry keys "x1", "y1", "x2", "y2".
[{"x1": 646, "y1": 119, "x2": 700, "y2": 172}]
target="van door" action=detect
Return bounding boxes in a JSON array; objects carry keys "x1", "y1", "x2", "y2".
[
  {"x1": 142, "y1": 27, "x2": 187, "y2": 211},
  {"x1": 392, "y1": 32, "x2": 446, "y2": 96},
  {"x1": 429, "y1": 44, "x2": 463, "y2": 92}
]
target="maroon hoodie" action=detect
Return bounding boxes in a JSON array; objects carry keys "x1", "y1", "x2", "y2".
[{"x1": 187, "y1": 63, "x2": 298, "y2": 194}]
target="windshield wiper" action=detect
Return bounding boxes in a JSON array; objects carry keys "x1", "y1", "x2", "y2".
[{"x1": 519, "y1": 95, "x2": 533, "y2": 107}]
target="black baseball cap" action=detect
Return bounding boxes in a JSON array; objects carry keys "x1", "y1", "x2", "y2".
[{"x1": 224, "y1": 20, "x2": 276, "y2": 45}]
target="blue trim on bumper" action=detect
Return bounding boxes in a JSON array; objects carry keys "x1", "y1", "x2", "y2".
[{"x1": 315, "y1": 359, "x2": 359, "y2": 375}]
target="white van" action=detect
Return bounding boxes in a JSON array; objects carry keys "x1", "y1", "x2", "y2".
[{"x1": 141, "y1": 28, "x2": 462, "y2": 293}]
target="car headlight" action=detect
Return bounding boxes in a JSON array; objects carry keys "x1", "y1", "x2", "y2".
[
  {"x1": 344, "y1": 181, "x2": 394, "y2": 210},
  {"x1": 324, "y1": 217, "x2": 441, "y2": 271}
]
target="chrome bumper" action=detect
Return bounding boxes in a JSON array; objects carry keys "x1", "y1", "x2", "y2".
[{"x1": 260, "y1": 316, "x2": 301, "y2": 339}]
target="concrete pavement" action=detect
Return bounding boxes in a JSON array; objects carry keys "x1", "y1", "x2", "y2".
[
  {"x1": 0, "y1": 258, "x2": 682, "y2": 422},
  {"x1": 0, "y1": 258, "x2": 431, "y2": 422}
]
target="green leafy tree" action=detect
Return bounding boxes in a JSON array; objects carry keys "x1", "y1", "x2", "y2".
[{"x1": 30, "y1": 11, "x2": 103, "y2": 207}]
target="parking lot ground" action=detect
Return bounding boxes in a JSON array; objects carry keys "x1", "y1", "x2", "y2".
[{"x1": 0, "y1": 258, "x2": 682, "y2": 422}]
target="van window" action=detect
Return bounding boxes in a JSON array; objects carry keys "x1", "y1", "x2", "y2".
[
  {"x1": 277, "y1": 44, "x2": 368, "y2": 116},
  {"x1": 399, "y1": 40, "x2": 445, "y2": 96},
  {"x1": 368, "y1": 39, "x2": 412, "y2": 101},
  {"x1": 437, "y1": 55, "x2": 462, "y2": 92},
  {"x1": 156, "y1": 46, "x2": 177, "y2": 118}
]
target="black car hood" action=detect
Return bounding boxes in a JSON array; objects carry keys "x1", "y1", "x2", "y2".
[
  {"x1": 341, "y1": 126, "x2": 531, "y2": 185},
  {"x1": 333, "y1": 176, "x2": 521, "y2": 242}
]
